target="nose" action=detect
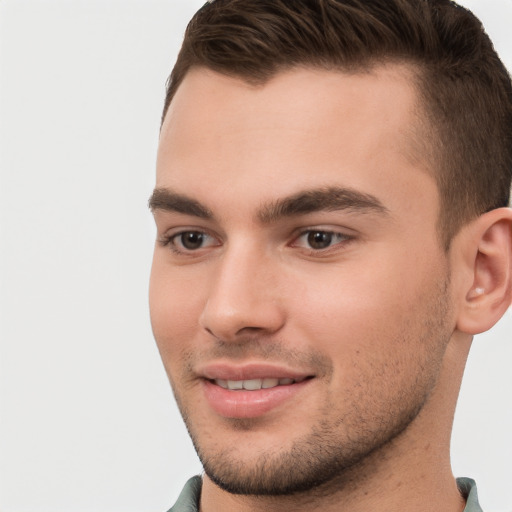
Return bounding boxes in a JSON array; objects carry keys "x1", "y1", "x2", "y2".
[{"x1": 199, "y1": 243, "x2": 286, "y2": 342}]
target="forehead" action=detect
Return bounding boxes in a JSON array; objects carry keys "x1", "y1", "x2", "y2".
[
  {"x1": 156, "y1": 65, "x2": 436, "y2": 222},
  {"x1": 161, "y1": 65, "x2": 423, "y2": 144}
]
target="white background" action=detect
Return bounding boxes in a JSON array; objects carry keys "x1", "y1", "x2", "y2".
[{"x1": 0, "y1": 1, "x2": 511, "y2": 511}]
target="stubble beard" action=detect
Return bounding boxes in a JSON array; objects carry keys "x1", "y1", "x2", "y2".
[
  {"x1": 182, "y1": 383, "x2": 434, "y2": 497},
  {"x1": 171, "y1": 274, "x2": 453, "y2": 497}
]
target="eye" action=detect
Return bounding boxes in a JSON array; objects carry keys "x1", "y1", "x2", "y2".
[
  {"x1": 292, "y1": 230, "x2": 350, "y2": 251},
  {"x1": 161, "y1": 230, "x2": 219, "y2": 254},
  {"x1": 177, "y1": 231, "x2": 208, "y2": 250}
]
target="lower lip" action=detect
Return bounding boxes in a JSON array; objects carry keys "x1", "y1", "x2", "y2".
[{"x1": 203, "y1": 379, "x2": 311, "y2": 419}]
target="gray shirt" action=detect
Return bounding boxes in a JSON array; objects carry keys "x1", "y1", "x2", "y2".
[{"x1": 167, "y1": 475, "x2": 483, "y2": 511}]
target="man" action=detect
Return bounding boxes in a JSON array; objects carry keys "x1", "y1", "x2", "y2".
[{"x1": 148, "y1": 0, "x2": 512, "y2": 510}]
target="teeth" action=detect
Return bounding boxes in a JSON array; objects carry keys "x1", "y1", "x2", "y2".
[
  {"x1": 262, "y1": 378, "x2": 279, "y2": 389},
  {"x1": 243, "y1": 379, "x2": 262, "y2": 390},
  {"x1": 214, "y1": 378, "x2": 303, "y2": 390}
]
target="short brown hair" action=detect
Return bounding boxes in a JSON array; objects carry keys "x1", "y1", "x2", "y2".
[{"x1": 162, "y1": 0, "x2": 512, "y2": 248}]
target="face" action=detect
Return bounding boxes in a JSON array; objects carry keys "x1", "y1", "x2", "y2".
[{"x1": 150, "y1": 66, "x2": 456, "y2": 495}]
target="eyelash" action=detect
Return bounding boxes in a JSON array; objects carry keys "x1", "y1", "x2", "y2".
[
  {"x1": 158, "y1": 228, "x2": 354, "y2": 256},
  {"x1": 158, "y1": 230, "x2": 219, "y2": 255},
  {"x1": 291, "y1": 229, "x2": 353, "y2": 254}
]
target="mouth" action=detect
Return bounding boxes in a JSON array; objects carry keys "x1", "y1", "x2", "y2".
[
  {"x1": 212, "y1": 376, "x2": 309, "y2": 391},
  {"x1": 198, "y1": 364, "x2": 315, "y2": 419}
]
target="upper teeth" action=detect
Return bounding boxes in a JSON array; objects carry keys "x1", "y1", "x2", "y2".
[{"x1": 214, "y1": 377, "x2": 303, "y2": 390}]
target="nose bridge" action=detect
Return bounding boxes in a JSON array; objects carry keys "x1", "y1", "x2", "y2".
[{"x1": 199, "y1": 237, "x2": 284, "y2": 340}]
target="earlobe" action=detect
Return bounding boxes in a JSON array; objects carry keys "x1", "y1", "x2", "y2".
[{"x1": 456, "y1": 207, "x2": 512, "y2": 335}]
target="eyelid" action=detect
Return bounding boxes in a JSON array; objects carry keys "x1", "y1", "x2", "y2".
[
  {"x1": 289, "y1": 227, "x2": 355, "y2": 253},
  {"x1": 158, "y1": 227, "x2": 221, "y2": 255}
]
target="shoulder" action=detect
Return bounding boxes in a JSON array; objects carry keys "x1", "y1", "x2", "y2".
[
  {"x1": 166, "y1": 476, "x2": 202, "y2": 512},
  {"x1": 457, "y1": 477, "x2": 483, "y2": 512}
]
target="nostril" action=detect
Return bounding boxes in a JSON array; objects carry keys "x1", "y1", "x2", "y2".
[{"x1": 236, "y1": 325, "x2": 266, "y2": 335}]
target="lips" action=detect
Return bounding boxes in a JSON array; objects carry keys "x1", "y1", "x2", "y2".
[
  {"x1": 198, "y1": 363, "x2": 313, "y2": 419},
  {"x1": 199, "y1": 362, "x2": 311, "y2": 381}
]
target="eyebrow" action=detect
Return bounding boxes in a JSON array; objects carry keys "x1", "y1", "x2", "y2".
[
  {"x1": 148, "y1": 186, "x2": 389, "y2": 222},
  {"x1": 258, "y1": 187, "x2": 389, "y2": 223},
  {"x1": 148, "y1": 188, "x2": 213, "y2": 219}
]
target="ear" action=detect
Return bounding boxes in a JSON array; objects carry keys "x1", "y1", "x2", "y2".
[{"x1": 455, "y1": 207, "x2": 512, "y2": 335}]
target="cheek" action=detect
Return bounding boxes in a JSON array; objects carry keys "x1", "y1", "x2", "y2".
[
  {"x1": 288, "y1": 259, "x2": 400, "y2": 329},
  {"x1": 289, "y1": 263, "x2": 450, "y2": 423},
  {"x1": 149, "y1": 260, "x2": 205, "y2": 361},
  {"x1": 286, "y1": 249, "x2": 447, "y2": 364}
]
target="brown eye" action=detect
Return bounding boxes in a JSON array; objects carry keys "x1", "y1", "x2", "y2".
[
  {"x1": 292, "y1": 229, "x2": 351, "y2": 253},
  {"x1": 307, "y1": 231, "x2": 333, "y2": 249},
  {"x1": 179, "y1": 231, "x2": 206, "y2": 250},
  {"x1": 162, "y1": 229, "x2": 219, "y2": 256}
]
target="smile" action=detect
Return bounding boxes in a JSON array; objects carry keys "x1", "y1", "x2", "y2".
[
  {"x1": 203, "y1": 376, "x2": 313, "y2": 418},
  {"x1": 213, "y1": 377, "x2": 308, "y2": 390}
]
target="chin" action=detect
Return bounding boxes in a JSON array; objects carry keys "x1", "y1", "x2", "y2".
[{"x1": 189, "y1": 409, "x2": 419, "y2": 497}]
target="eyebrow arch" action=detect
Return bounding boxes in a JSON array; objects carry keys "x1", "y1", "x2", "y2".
[
  {"x1": 258, "y1": 187, "x2": 389, "y2": 223},
  {"x1": 148, "y1": 188, "x2": 213, "y2": 219}
]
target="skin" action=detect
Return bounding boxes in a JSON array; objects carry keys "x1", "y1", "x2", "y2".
[{"x1": 149, "y1": 65, "x2": 511, "y2": 512}]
